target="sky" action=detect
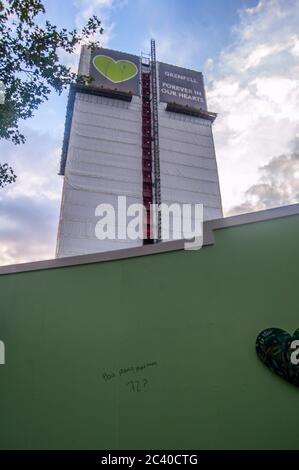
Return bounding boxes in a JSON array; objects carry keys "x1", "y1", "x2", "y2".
[{"x1": 0, "y1": 0, "x2": 299, "y2": 265}]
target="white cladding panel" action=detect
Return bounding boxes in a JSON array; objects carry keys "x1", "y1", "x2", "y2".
[
  {"x1": 57, "y1": 87, "x2": 223, "y2": 257},
  {"x1": 158, "y1": 104, "x2": 222, "y2": 227},
  {"x1": 56, "y1": 93, "x2": 143, "y2": 257}
]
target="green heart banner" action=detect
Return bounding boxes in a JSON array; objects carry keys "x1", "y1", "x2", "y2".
[
  {"x1": 256, "y1": 328, "x2": 299, "y2": 387},
  {"x1": 93, "y1": 55, "x2": 138, "y2": 84}
]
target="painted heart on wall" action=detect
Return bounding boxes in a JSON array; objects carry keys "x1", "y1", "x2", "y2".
[
  {"x1": 256, "y1": 328, "x2": 299, "y2": 387},
  {"x1": 93, "y1": 55, "x2": 138, "y2": 84}
]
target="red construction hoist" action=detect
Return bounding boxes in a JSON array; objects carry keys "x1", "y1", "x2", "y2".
[
  {"x1": 150, "y1": 39, "x2": 162, "y2": 242},
  {"x1": 141, "y1": 56, "x2": 154, "y2": 244}
]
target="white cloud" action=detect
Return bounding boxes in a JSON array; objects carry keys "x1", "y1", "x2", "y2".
[
  {"x1": 0, "y1": 128, "x2": 63, "y2": 265},
  {"x1": 228, "y1": 151, "x2": 299, "y2": 215},
  {"x1": 235, "y1": 0, "x2": 289, "y2": 41},
  {"x1": 76, "y1": 0, "x2": 113, "y2": 23},
  {"x1": 60, "y1": 0, "x2": 123, "y2": 74},
  {"x1": 142, "y1": 30, "x2": 202, "y2": 69},
  {"x1": 291, "y1": 35, "x2": 299, "y2": 57},
  {"x1": 0, "y1": 196, "x2": 60, "y2": 265},
  {"x1": 0, "y1": 0, "x2": 125, "y2": 267},
  {"x1": 245, "y1": 1, "x2": 264, "y2": 15},
  {"x1": 206, "y1": 0, "x2": 299, "y2": 214},
  {"x1": 74, "y1": 0, "x2": 126, "y2": 47},
  {"x1": 241, "y1": 43, "x2": 286, "y2": 71}
]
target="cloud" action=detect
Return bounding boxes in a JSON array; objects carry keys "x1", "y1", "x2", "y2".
[
  {"x1": 76, "y1": 0, "x2": 114, "y2": 23},
  {"x1": 60, "y1": 0, "x2": 125, "y2": 74},
  {"x1": 0, "y1": 128, "x2": 62, "y2": 265},
  {"x1": 0, "y1": 196, "x2": 60, "y2": 265},
  {"x1": 57, "y1": 0, "x2": 117, "y2": 75},
  {"x1": 74, "y1": 0, "x2": 127, "y2": 47},
  {"x1": 205, "y1": 0, "x2": 299, "y2": 214},
  {"x1": 142, "y1": 30, "x2": 202, "y2": 69},
  {"x1": 0, "y1": 0, "x2": 125, "y2": 267},
  {"x1": 228, "y1": 150, "x2": 299, "y2": 215}
]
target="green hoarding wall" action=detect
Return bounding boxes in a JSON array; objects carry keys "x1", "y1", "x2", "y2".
[{"x1": 0, "y1": 214, "x2": 299, "y2": 449}]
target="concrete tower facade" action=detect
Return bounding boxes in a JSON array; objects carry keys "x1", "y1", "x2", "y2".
[{"x1": 56, "y1": 44, "x2": 222, "y2": 257}]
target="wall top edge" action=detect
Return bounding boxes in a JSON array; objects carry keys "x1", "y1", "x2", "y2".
[{"x1": 0, "y1": 203, "x2": 298, "y2": 276}]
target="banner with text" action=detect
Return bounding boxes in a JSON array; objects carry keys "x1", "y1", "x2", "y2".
[{"x1": 158, "y1": 62, "x2": 207, "y2": 110}]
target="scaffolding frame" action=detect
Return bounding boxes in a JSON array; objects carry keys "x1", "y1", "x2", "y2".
[
  {"x1": 141, "y1": 53, "x2": 154, "y2": 244},
  {"x1": 150, "y1": 39, "x2": 162, "y2": 242}
]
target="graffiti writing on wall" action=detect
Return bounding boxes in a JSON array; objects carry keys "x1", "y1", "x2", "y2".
[{"x1": 102, "y1": 361, "x2": 158, "y2": 392}]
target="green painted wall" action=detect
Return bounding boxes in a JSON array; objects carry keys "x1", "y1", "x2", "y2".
[{"x1": 0, "y1": 215, "x2": 299, "y2": 449}]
